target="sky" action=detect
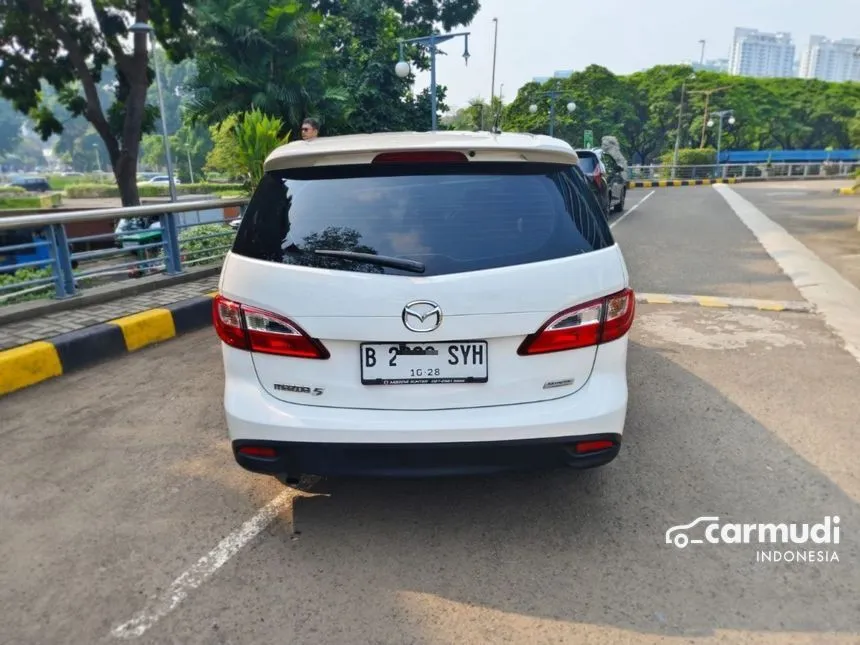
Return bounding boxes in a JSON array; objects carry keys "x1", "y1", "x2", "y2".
[{"x1": 411, "y1": 0, "x2": 859, "y2": 112}]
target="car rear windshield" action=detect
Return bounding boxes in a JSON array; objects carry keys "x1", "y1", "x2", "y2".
[
  {"x1": 231, "y1": 161, "x2": 613, "y2": 277},
  {"x1": 576, "y1": 154, "x2": 598, "y2": 173}
]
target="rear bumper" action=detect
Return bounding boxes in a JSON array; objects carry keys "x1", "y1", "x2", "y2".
[
  {"x1": 221, "y1": 335, "x2": 629, "y2": 477},
  {"x1": 233, "y1": 433, "x2": 621, "y2": 478}
]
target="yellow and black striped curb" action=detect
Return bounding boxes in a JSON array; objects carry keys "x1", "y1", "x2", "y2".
[
  {"x1": 834, "y1": 186, "x2": 857, "y2": 195},
  {"x1": 0, "y1": 291, "x2": 219, "y2": 397},
  {"x1": 635, "y1": 293, "x2": 814, "y2": 312},
  {"x1": 627, "y1": 178, "x2": 739, "y2": 188}
]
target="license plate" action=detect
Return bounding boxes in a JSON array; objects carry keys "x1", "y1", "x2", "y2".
[{"x1": 360, "y1": 341, "x2": 488, "y2": 385}]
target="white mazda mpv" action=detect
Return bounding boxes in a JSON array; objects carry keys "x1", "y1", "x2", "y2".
[{"x1": 213, "y1": 131, "x2": 634, "y2": 485}]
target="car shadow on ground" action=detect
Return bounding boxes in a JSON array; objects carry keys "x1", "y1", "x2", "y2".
[{"x1": 275, "y1": 341, "x2": 859, "y2": 640}]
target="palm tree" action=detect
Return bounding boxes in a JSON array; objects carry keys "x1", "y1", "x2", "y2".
[{"x1": 185, "y1": 0, "x2": 347, "y2": 133}]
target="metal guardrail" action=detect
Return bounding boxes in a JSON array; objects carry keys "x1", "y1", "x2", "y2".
[
  {"x1": 628, "y1": 162, "x2": 860, "y2": 181},
  {"x1": 0, "y1": 197, "x2": 249, "y2": 305}
]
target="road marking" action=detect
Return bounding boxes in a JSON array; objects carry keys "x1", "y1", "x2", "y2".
[
  {"x1": 610, "y1": 190, "x2": 654, "y2": 228},
  {"x1": 110, "y1": 486, "x2": 306, "y2": 639},
  {"x1": 636, "y1": 293, "x2": 813, "y2": 313},
  {"x1": 713, "y1": 184, "x2": 860, "y2": 364}
]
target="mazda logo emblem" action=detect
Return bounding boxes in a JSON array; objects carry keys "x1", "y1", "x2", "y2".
[{"x1": 402, "y1": 301, "x2": 443, "y2": 333}]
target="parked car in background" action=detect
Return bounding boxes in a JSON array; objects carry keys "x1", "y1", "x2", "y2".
[
  {"x1": 9, "y1": 176, "x2": 51, "y2": 193},
  {"x1": 574, "y1": 149, "x2": 627, "y2": 216},
  {"x1": 147, "y1": 176, "x2": 182, "y2": 185}
]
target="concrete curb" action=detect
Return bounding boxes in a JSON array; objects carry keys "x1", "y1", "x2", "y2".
[
  {"x1": 635, "y1": 293, "x2": 814, "y2": 312},
  {"x1": 0, "y1": 291, "x2": 218, "y2": 397},
  {"x1": 628, "y1": 176, "x2": 856, "y2": 189},
  {"x1": 628, "y1": 178, "x2": 739, "y2": 188},
  {"x1": 833, "y1": 186, "x2": 857, "y2": 195}
]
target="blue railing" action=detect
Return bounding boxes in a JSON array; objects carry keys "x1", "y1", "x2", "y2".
[{"x1": 0, "y1": 197, "x2": 249, "y2": 305}]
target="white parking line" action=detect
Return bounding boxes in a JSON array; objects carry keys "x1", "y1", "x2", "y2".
[
  {"x1": 110, "y1": 486, "x2": 308, "y2": 639},
  {"x1": 713, "y1": 184, "x2": 860, "y2": 366},
  {"x1": 610, "y1": 190, "x2": 655, "y2": 229}
]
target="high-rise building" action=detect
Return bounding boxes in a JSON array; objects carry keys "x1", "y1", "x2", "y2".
[
  {"x1": 728, "y1": 28, "x2": 796, "y2": 78},
  {"x1": 799, "y1": 36, "x2": 860, "y2": 82}
]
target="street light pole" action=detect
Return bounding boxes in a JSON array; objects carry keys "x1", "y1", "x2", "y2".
[
  {"x1": 396, "y1": 31, "x2": 471, "y2": 132},
  {"x1": 129, "y1": 20, "x2": 182, "y2": 276},
  {"x1": 92, "y1": 144, "x2": 102, "y2": 173},
  {"x1": 708, "y1": 109, "x2": 735, "y2": 177},
  {"x1": 489, "y1": 17, "x2": 498, "y2": 130},
  {"x1": 186, "y1": 146, "x2": 194, "y2": 184},
  {"x1": 529, "y1": 89, "x2": 576, "y2": 138},
  {"x1": 130, "y1": 21, "x2": 177, "y2": 203},
  {"x1": 672, "y1": 73, "x2": 696, "y2": 177}
]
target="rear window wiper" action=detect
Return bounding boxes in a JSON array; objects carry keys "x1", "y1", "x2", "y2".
[{"x1": 312, "y1": 249, "x2": 426, "y2": 274}]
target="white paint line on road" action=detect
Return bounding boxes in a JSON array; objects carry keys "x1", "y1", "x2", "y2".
[
  {"x1": 610, "y1": 190, "x2": 655, "y2": 229},
  {"x1": 713, "y1": 184, "x2": 860, "y2": 365},
  {"x1": 110, "y1": 488, "x2": 298, "y2": 639}
]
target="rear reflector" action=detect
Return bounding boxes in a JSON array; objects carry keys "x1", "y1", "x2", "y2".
[
  {"x1": 517, "y1": 288, "x2": 635, "y2": 355},
  {"x1": 574, "y1": 440, "x2": 615, "y2": 454},
  {"x1": 213, "y1": 295, "x2": 330, "y2": 359},
  {"x1": 372, "y1": 151, "x2": 469, "y2": 164},
  {"x1": 238, "y1": 446, "x2": 277, "y2": 458}
]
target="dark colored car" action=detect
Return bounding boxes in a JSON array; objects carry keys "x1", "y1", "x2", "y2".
[
  {"x1": 10, "y1": 176, "x2": 51, "y2": 192},
  {"x1": 574, "y1": 149, "x2": 627, "y2": 217}
]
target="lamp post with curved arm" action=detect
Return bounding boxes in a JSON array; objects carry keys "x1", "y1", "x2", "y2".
[
  {"x1": 529, "y1": 90, "x2": 576, "y2": 138},
  {"x1": 395, "y1": 32, "x2": 471, "y2": 132}
]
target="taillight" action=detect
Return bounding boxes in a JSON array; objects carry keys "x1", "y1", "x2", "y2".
[
  {"x1": 517, "y1": 288, "x2": 635, "y2": 355},
  {"x1": 212, "y1": 295, "x2": 329, "y2": 359},
  {"x1": 372, "y1": 151, "x2": 469, "y2": 164}
]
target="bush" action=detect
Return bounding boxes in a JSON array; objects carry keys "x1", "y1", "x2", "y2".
[
  {"x1": 0, "y1": 267, "x2": 54, "y2": 305},
  {"x1": 47, "y1": 174, "x2": 111, "y2": 190},
  {"x1": 660, "y1": 148, "x2": 718, "y2": 166},
  {"x1": 0, "y1": 193, "x2": 62, "y2": 210},
  {"x1": 158, "y1": 222, "x2": 236, "y2": 268},
  {"x1": 65, "y1": 182, "x2": 247, "y2": 199},
  {"x1": 0, "y1": 186, "x2": 26, "y2": 196}
]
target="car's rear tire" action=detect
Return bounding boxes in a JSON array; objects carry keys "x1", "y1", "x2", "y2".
[{"x1": 613, "y1": 187, "x2": 626, "y2": 213}]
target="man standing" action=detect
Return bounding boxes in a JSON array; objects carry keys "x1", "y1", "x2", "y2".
[{"x1": 301, "y1": 118, "x2": 320, "y2": 140}]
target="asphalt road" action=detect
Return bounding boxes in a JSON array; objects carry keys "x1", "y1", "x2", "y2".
[{"x1": 1, "y1": 184, "x2": 859, "y2": 645}]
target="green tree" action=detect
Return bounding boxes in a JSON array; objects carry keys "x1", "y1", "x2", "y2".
[
  {"x1": 140, "y1": 120, "x2": 213, "y2": 182},
  {"x1": 315, "y1": 0, "x2": 411, "y2": 134},
  {"x1": 171, "y1": 121, "x2": 214, "y2": 183},
  {"x1": 203, "y1": 115, "x2": 244, "y2": 180},
  {"x1": 313, "y1": 0, "x2": 481, "y2": 33},
  {"x1": 0, "y1": 0, "x2": 195, "y2": 205},
  {"x1": 185, "y1": 0, "x2": 347, "y2": 135},
  {"x1": 503, "y1": 64, "x2": 860, "y2": 164}
]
